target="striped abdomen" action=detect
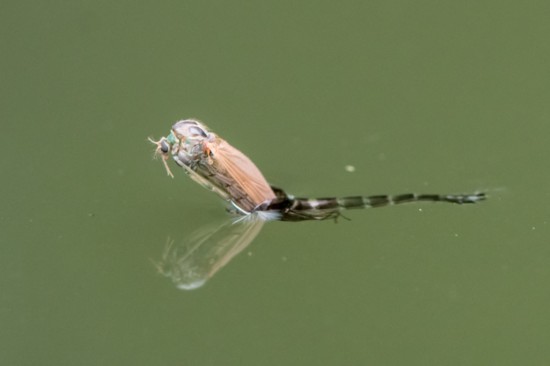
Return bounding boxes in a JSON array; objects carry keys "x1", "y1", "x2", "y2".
[{"x1": 264, "y1": 191, "x2": 486, "y2": 221}]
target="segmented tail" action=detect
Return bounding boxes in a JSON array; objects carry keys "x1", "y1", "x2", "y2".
[{"x1": 263, "y1": 189, "x2": 486, "y2": 221}]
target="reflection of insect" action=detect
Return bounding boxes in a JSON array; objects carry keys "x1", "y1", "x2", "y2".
[
  {"x1": 152, "y1": 214, "x2": 266, "y2": 290},
  {"x1": 150, "y1": 119, "x2": 486, "y2": 221}
]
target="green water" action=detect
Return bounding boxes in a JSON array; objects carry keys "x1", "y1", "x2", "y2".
[{"x1": 2, "y1": 1, "x2": 550, "y2": 365}]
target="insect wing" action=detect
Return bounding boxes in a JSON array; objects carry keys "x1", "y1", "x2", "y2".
[{"x1": 213, "y1": 140, "x2": 276, "y2": 207}]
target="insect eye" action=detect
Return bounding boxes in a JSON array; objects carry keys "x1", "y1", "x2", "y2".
[{"x1": 160, "y1": 140, "x2": 170, "y2": 153}]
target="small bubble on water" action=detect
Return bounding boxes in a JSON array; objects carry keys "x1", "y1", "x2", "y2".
[{"x1": 344, "y1": 165, "x2": 355, "y2": 172}]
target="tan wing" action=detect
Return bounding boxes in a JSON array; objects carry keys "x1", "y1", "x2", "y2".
[{"x1": 212, "y1": 139, "x2": 276, "y2": 208}]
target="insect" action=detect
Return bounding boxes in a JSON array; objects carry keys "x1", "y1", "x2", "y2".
[
  {"x1": 149, "y1": 119, "x2": 486, "y2": 289},
  {"x1": 149, "y1": 119, "x2": 485, "y2": 221},
  {"x1": 149, "y1": 119, "x2": 277, "y2": 215}
]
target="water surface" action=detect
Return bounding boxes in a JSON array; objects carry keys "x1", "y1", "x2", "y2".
[{"x1": 2, "y1": 1, "x2": 550, "y2": 365}]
